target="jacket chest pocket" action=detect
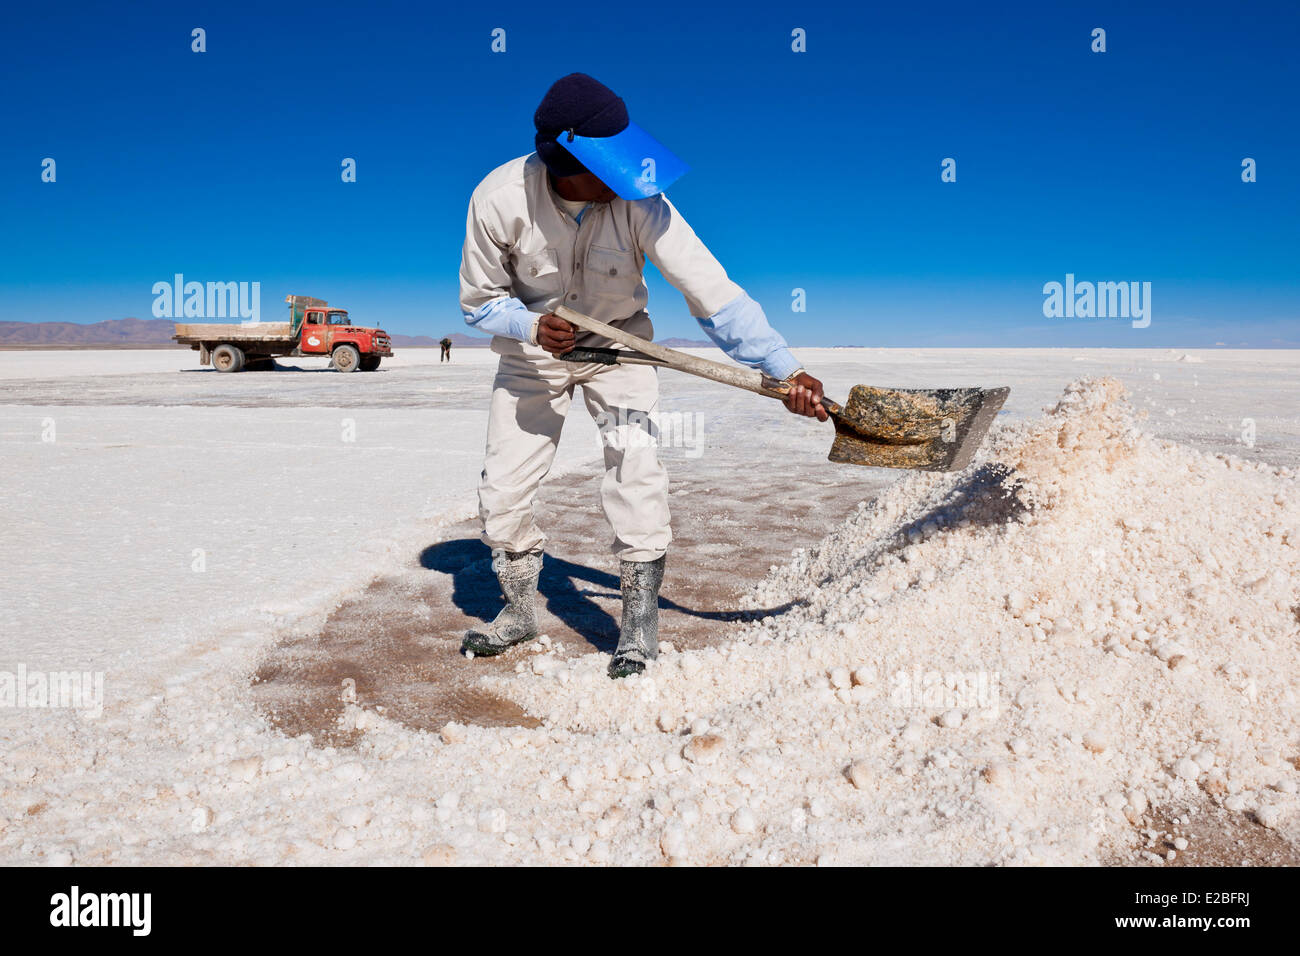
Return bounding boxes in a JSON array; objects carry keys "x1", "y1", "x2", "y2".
[
  {"x1": 585, "y1": 245, "x2": 639, "y2": 294},
  {"x1": 513, "y1": 248, "x2": 562, "y2": 298}
]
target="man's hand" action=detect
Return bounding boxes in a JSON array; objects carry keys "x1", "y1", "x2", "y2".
[
  {"x1": 537, "y1": 313, "x2": 577, "y2": 355},
  {"x1": 783, "y1": 371, "x2": 829, "y2": 421}
]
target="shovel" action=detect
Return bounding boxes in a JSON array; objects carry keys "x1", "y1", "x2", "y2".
[{"x1": 553, "y1": 305, "x2": 1009, "y2": 471}]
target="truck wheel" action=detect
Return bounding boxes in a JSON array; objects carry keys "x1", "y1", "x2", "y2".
[
  {"x1": 212, "y1": 344, "x2": 245, "y2": 373},
  {"x1": 360, "y1": 355, "x2": 381, "y2": 371},
  {"x1": 332, "y1": 344, "x2": 361, "y2": 373}
]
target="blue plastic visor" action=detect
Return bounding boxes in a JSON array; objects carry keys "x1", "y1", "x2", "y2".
[{"x1": 559, "y1": 121, "x2": 689, "y2": 200}]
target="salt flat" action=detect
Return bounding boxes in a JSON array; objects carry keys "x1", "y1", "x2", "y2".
[{"x1": 0, "y1": 347, "x2": 1296, "y2": 865}]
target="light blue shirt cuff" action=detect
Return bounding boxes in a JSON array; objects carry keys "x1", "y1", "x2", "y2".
[
  {"x1": 464, "y1": 296, "x2": 535, "y2": 343},
  {"x1": 695, "y1": 292, "x2": 802, "y2": 380}
]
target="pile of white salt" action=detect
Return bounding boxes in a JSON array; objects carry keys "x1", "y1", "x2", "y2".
[{"x1": 485, "y1": 378, "x2": 1299, "y2": 864}]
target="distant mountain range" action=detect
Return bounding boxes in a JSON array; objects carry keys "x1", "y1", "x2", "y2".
[
  {"x1": 0, "y1": 318, "x2": 710, "y2": 349},
  {"x1": 0, "y1": 317, "x2": 183, "y2": 347}
]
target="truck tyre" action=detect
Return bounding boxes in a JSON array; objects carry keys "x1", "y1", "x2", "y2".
[
  {"x1": 212, "y1": 344, "x2": 246, "y2": 373},
  {"x1": 332, "y1": 344, "x2": 361, "y2": 373},
  {"x1": 360, "y1": 355, "x2": 381, "y2": 371}
]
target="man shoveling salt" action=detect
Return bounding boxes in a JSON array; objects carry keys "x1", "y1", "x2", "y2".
[{"x1": 457, "y1": 73, "x2": 827, "y2": 678}]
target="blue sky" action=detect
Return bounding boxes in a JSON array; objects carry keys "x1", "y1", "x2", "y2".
[{"x1": 2, "y1": 0, "x2": 1297, "y2": 346}]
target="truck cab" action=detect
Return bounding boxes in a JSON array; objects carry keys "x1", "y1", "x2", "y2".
[{"x1": 295, "y1": 301, "x2": 392, "y2": 371}]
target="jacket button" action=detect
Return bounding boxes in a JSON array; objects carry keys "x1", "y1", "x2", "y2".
[
  {"x1": 530, "y1": 267, "x2": 539, "y2": 276},
  {"x1": 569, "y1": 294, "x2": 578, "y2": 300}
]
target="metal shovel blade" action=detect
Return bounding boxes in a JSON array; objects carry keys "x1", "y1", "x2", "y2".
[{"x1": 828, "y1": 385, "x2": 1010, "y2": 471}]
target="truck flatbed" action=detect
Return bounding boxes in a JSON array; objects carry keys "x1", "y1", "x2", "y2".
[{"x1": 173, "y1": 323, "x2": 296, "y2": 343}]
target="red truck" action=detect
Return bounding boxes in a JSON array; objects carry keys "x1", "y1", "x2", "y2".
[{"x1": 174, "y1": 295, "x2": 393, "y2": 372}]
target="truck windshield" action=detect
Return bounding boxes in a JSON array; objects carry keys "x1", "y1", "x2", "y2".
[{"x1": 327, "y1": 312, "x2": 350, "y2": 326}]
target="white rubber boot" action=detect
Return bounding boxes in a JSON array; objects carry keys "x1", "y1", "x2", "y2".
[
  {"x1": 461, "y1": 550, "x2": 542, "y2": 657},
  {"x1": 608, "y1": 554, "x2": 665, "y2": 679}
]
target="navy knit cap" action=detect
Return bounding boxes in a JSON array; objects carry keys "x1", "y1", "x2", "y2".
[{"x1": 534, "y1": 73, "x2": 629, "y2": 178}]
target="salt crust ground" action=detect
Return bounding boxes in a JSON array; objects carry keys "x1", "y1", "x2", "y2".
[{"x1": 6, "y1": 374, "x2": 1295, "y2": 865}]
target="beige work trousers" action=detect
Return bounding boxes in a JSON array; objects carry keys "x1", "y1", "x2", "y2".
[{"x1": 477, "y1": 338, "x2": 672, "y2": 562}]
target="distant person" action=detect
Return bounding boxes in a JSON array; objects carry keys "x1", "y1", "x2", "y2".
[
  {"x1": 439, "y1": 337, "x2": 452, "y2": 362},
  {"x1": 458, "y1": 73, "x2": 825, "y2": 677}
]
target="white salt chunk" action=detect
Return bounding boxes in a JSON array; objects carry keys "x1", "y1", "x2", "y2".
[
  {"x1": 683, "y1": 734, "x2": 725, "y2": 765},
  {"x1": 1082, "y1": 730, "x2": 1108, "y2": 753},
  {"x1": 422, "y1": 844, "x2": 456, "y2": 866},
  {"x1": 660, "y1": 823, "x2": 687, "y2": 859},
  {"x1": 847, "y1": 761, "x2": 871, "y2": 790},
  {"x1": 337, "y1": 805, "x2": 371, "y2": 829},
  {"x1": 1256, "y1": 804, "x2": 1283, "y2": 829}
]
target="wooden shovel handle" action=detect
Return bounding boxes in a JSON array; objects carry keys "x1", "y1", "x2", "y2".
[{"x1": 553, "y1": 305, "x2": 839, "y2": 410}]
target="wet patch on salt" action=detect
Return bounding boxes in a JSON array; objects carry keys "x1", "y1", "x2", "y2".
[{"x1": 250, "y1": 462, "x2": 868, "y2": 745}]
